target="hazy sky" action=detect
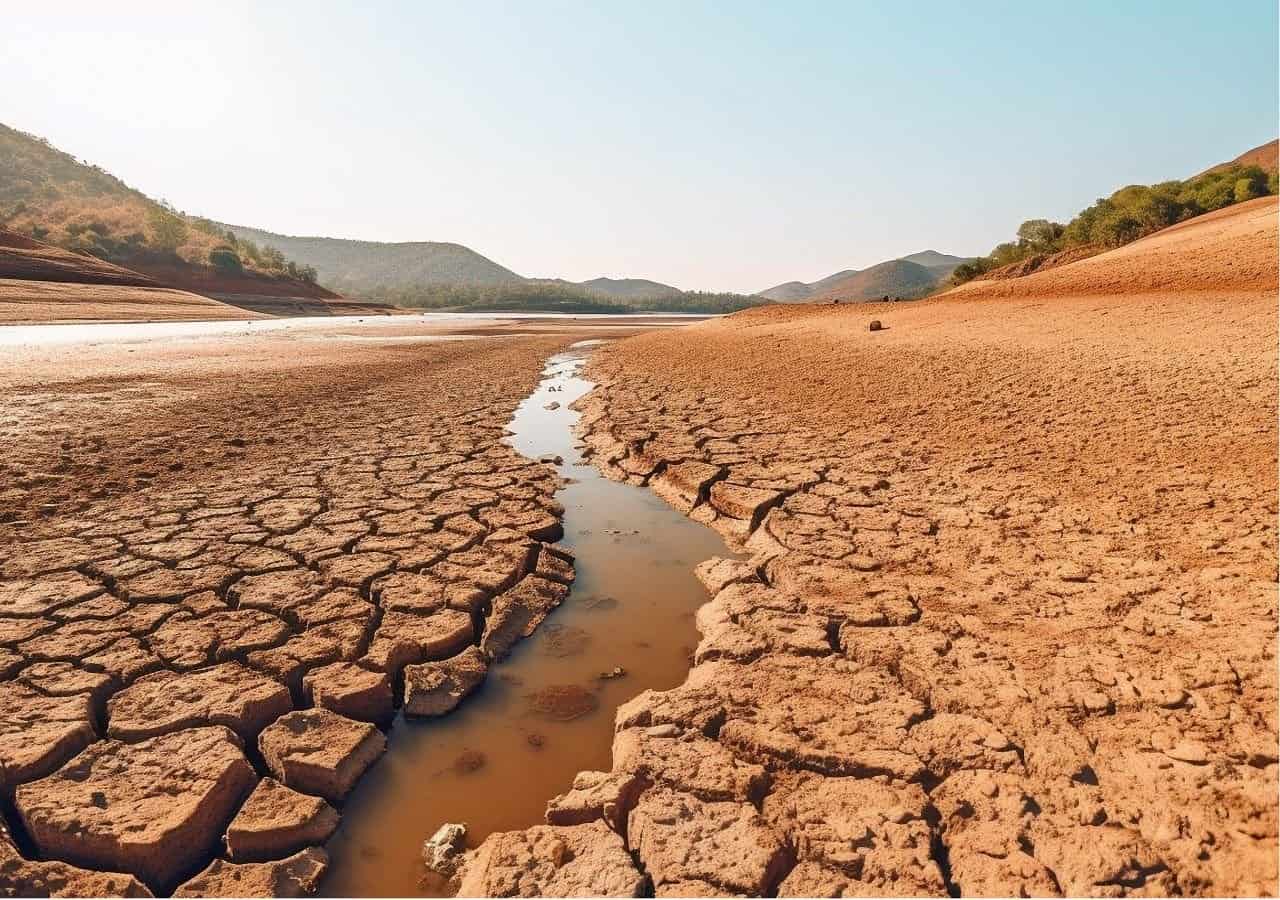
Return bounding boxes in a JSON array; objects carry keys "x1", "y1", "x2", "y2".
[{"x1": 3, "y1": 1, "x2": 1276, "y2": 292}]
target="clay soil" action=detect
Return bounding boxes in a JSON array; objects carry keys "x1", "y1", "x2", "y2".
[
  {"x1": 0, "y1": 317, "x2": 665, "y2": 895},
  {"x1": 0, "y1": 277, "x2": 263, "y2": 324},
  {"x1": 453, "y1": 199, "x2": 1278, "y2": 896}
]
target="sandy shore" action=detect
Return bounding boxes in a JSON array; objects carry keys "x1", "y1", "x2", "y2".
[{"x1": 453, "y1": 202, "x2": 1278, "y2": 896}]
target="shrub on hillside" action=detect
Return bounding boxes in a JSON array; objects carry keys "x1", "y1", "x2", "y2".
[
  {"x1": 209, "y1": 246, "x2": 244, "y2": 274},
  {"x1": 954, "y1": 164, "x2": 1275, "y2": 285}
]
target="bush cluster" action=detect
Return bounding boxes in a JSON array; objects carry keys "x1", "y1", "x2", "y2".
[
  {"x1": 355, "y1": 281, "x2": 768, "y2": 314},
  {"x1": 952, "y1": 164, "x2": 1276, "y2": 284}
]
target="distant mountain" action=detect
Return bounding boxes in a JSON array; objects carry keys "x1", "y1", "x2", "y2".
[
  {"x1": 1197, "y1": 138, "x2": 1278, "y2": 177},
  {"x1": 578, "y1": 276, "x2": 680, "y2": 299},
  {"x1": 755, "y1": 281, "x2": 812, "y2": 302},
  {"x1": 221, "y1": 224, "x2": 523, "y2": 294},
  {"x1": 810, "y1": 259, "x2": 940, "y2": 301},
  {"x1": 757, "y1": 250, "x2": 973, "y2": 302}
]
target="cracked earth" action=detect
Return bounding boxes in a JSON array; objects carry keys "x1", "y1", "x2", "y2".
[
  {"x1": 454, "y1": 291, "x2": 1277, "y2": 897},
  {"x1": 0, "y1": 325, "x2": 599, "y2": 895},
  {"x1": 1, "y1": 280, "x2": 1275, "y2": 898}
]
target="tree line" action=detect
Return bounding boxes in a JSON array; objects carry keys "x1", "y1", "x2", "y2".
[
  {"x1": 952, "y1": 164, "x2": 1277, "y2": 284},
  {"x1": 345, "y1": 281, "x2": 768, "y2": 314}
]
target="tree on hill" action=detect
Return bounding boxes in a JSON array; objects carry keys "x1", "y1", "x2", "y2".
[
  {"x1": 0, "y1": 123, "x2": 321, "y2": 285},
  {"x1": 952, "y1": 164, "x2": 1276, "y2": 285},
  {"x1": 147, "y1": 206, "x2": 188, "y2": 255}
]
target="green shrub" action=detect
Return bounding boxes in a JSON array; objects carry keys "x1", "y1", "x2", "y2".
[
  {"x1": 209, "y1": 246, "x2": 243, "y2": 274},
  {"x1": 953, "y1": 163, "x2": 1276, "y2": 284}
]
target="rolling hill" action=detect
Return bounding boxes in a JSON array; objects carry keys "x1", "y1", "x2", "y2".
[
  {"x1": 1198, "y1": 138, "x2": 1278, "y2": 177},
  {"x1": 223, "y1": 225, "x2": 688, "y2": 303},
  {"x1": 0, "y1": 123, "x2": 331, "y2": 302},
  {"x1": 577, "y1": 276, "x2": 681, "y2": 299},
  {"x1": 757, "y1": 251, "x2": 972, "y2": 302},
  {"x1": 220, "y1": 224, "x2": 523, "y2": 293},
  {"x1": 944, "y1": 195, "x2": 1276, "y2": 300}
]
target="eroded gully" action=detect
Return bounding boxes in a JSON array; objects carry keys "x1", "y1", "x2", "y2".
[{"x1": 320, "y1": 342, "x2": 738, "y2": 896}]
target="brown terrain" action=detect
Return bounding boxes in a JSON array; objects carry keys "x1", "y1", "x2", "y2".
[
  {"x1": 0, "y1": 227, "x2": 394, "y2": 323},
  {"x1": 451, "y1": 198, "x2": 1279, "y2": 896},
  {"x1": 0, "y1": 316, "x2": 658, "y2": 895},
  {"x1": 0, "y1": 195, "x2": 1275, "y2": 898}
]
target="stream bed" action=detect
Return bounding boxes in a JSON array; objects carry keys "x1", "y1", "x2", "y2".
[{"x1": 319, "y1": 344, "x2": 736, "y2": 896}]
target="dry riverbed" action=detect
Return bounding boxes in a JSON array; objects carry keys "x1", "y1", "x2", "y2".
[
  {"x1": 0, "y1": 316, "x2": 672, "y2": 895},
  {"x1": 449, "y1": 287, "x2": 1275, "y2": 897}
]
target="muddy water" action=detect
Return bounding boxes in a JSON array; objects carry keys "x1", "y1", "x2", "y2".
[{"x1": 320, "y1": 345, "x2": 736, "y2": 896}]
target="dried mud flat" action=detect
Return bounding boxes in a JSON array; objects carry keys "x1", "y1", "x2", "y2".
[
  {"x1": 455, "y1": 202, "x2": 1279, "y2": 897},
  {"x1": 0, "y1": 321, "x2": 635, "y2": 895}
]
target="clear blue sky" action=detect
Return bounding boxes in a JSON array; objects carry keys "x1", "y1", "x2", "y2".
[{"x1": 2, "y1": 1, "x2": 1276, "y2": 292}]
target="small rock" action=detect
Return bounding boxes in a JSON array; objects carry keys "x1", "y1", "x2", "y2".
[
  {"x1": 598, "y1": 666, "x2": 627, "y2": 681},
  {"x1": 1165, "y1": 740, "x2": 1209, "y2": 764},
  {"x1": 869, "y1": 320, "x2": 883, "y2": 332},
  {"x1": 544, "y1": 402, "x2": 561, "y2": 410},
  {"x1": 422, "y1": 822, "x2": 468, "y2": 877}
]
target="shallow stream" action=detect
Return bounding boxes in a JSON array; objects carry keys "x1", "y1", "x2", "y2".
[{"x1": 320, "y1": 344, "x2": 735, "y2": 896}]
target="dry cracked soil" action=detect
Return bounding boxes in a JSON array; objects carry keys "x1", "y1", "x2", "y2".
[
  {"x1": 0, "y1": 321, "x2": 625, "y2": 896},
  {"x1": 2, "y1": 200, "x2": 1278, "y2": 899},
  {"x1": 453, "y1": 202, "x2": 1278, "y2": 898}
]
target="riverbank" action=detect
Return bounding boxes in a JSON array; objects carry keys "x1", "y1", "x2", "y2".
[
  {"x1": 0, "y1": 316, "x2": 680, "y2": 895},
  {"x1": 453, "y1": 205, "x2": 1278, "y2": 895}
]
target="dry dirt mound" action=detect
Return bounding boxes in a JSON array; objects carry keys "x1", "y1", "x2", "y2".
[
  {"x1": 1198, "y1": 138, "x2": 1278, "y2": 176},
  {"x1": 0, "y1": 278, "x2": 261, "y2": 324},
  {"x1": 0, "y1": 228, "x2": 160, "y2": 288},
  {"x1": 946, "y1": 196, "x2": 1277, "y2": 300}
]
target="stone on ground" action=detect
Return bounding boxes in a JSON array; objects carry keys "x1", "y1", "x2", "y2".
[
  {"x1": 403, "y1": 646, "x2": 488, "y2": 717},
  {"x1": 303, "y1": 662, "x2": 393, "y2": 722}
]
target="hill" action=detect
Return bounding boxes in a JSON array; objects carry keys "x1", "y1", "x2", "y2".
[
  {"x1": 951, "y1": 140, "x2": 1278, "y2": 288},
  {"x1": 0, "y1": 123, "x2": 331, "y2": 301},
  {"x1": 220, "y1": 224, "x2": 523, "y2": 295},
  {"x1": 757, "y1": 252, "x2": 971, "y2": 302},
  {"x1": 577, "y1": 276, "x2": 680, "y2": 299},
  {"x1": 0, "y1": 226, "x2": 159, "y2": 287},
  {"x1": 810, "y1": 258, "x2": 940, "y2": 301},
  {"x1": 944, "y1": 195, "x2": 1276, "y2": 300},
  {"x1": 1198, "y1": 138, "x2": 1278, "y2": 176}
]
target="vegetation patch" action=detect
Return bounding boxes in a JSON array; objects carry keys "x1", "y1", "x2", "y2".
[{"x1": 952, "y1": 164, "x2": 1278, "y2": 284}]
